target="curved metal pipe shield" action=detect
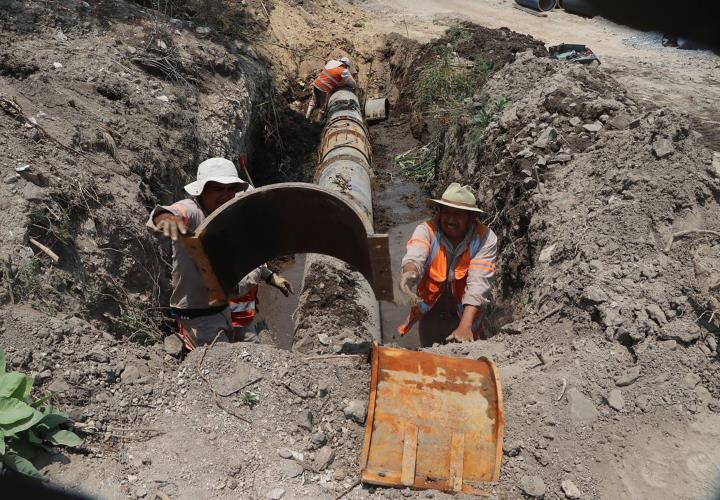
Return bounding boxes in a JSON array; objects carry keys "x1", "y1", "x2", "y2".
[{"x1": 186, "y1": 183, "x2": 393, "y2": 303}]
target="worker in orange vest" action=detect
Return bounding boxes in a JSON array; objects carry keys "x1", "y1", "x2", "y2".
[
  {"x1": 229, "y1": 269, "x2": 292, "y2": 343},
  {"x1": 305, "y1": 57, "x2": 357, "y2": 120},
  {"x1": 398, "y1": 183, "x2": 497, "y2": 347}
]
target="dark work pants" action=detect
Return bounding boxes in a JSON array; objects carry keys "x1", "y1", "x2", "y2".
[{"x1": 418, "y1": 290, "x2": 459, "y2": 347}]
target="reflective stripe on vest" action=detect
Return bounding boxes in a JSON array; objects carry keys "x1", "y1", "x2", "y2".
[
  {"x1": 398, "y1": 221, "x2": 489, "y2": 335},
  {"x1": 229, "y1": 288, "x2": 258, "y2": 328}
]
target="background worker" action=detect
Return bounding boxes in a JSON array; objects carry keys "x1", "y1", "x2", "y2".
[
  {"x1": 305, "y1": 56, "x2": 357, "y2": 119},
  {"x1": 398, "y1": 183, "x2": 497, "y2": 347},
  {"x1": 146, "y1": 157, "x2": 293, "y2": 350}
]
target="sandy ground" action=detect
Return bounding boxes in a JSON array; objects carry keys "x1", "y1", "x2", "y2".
[{"x1": 357, "y1": 0, "x2": 720, "y2": 149}]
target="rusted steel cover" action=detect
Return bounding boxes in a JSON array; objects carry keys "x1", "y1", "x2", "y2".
[
  {"x1": 185, "y1": 183, "x2": 393, "y2": 302},
  {"x1": 360, "y1": 345, "x2": 504, "y2": 495}
]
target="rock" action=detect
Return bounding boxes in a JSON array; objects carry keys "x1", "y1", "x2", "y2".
[
  {"x1": 707, "y1": 336, "x2": 717, "y2": 353},
  {"x1": 569, "y1": 116, "x2": 582, "y2": 127},
  {"x1": 277, "y1": 448, "x2": 293, "y2": 459},
  {"x1": 534, "y1": 127, "x2": 557, "y2": 149},
  {"x1": 708, "y1": 152, "x2": 720, "y2": 178},
  {"x1": 645, "y1": 304, "x2": 667, "y2": 325},
  {"x1": 683, "y1": 372, "x2": 701, "y2": 389},
  {"x1": 135, "y1": 487, "x2": 147, "y2": 498},
  {"x1": 538, "y1": 244, "x2": 556, "y2": 263},
  {"x1": 582, "y1": 285, "x2": 608, "y2": 304},
  {"x1": 583, "y1": 121, "x2": 603, "y2": 133},
  {"x1": 615, "y1": 366, "x2": 642, "y2": 387},
  {"x1": 120, "y1": 365, "x2": 141, "y2": 385},
  {"x1": 52, "y1": 62, "x2": 63, "y2": 69},
  {"x1": 195, "y1": 26, "x2": 211, "y2": 34},
  {"x1": 86, "y1": 347, "x2": 109, "y2": 363},
  {"x1": 265, "y1": 488, "x2": 285, "y2": 500},
  {"x1": 550, "y1": 153, "x2": 572, "y2": 164},
  {"x1": 156, "y1": 95, "x2": 169, "y2": 103},
  {"x1": 503, "y1": 441, "x2": 522, "y2": 457},
  {"x1": 636, "y1": 394, "x2": 651, "y2": 412},
  {"x1": 658, "y1": 320, "x2": 702, "y2": 344},
  {"x1": 314, "y1": 445, "x2": 335, "y2": 471},
  {"x1": 519, "y1": 475, "x2": 546, "y2": 498},
  {"x1": 652, "y1": 138, "x2": 674, "y2": 159},
  {"x1": 297, "y1": 410, "x2": 313, "y2": 431},
  {"x1": 310, "y1": 431, "x2": 327, "y2": 446},
  {"x1": 566, "y1": 388, "x2": 598, "y2": 426},
  {"x1": 279, "y1": 460, "x2": 303, "y2": 479},
  {"x1": 561, "y1": 479, "x2": 582, "y2": 499},
  {"x1": 608, "y1": 113, "x2": 632, "y2": 130},
  {"x1": 343, "y1": 400, "x2": 367, "y2": 424},
  {"x1": 35, "y1": 369, "x2": 52, "y2": 383},
  {"x1": 607, "y1": 389, "x2": 624, "y2": 411},
  {"x1": 163, "y1": 334, "x2": 184, "y2": 357},
  {"x1": 48, "y1": 378, "x2": 70, "y2": 393},
  {"x1": 695, "y1": 385, "x2": 713, "y2": 404},
  {"x1": 317, "y1": 333, "x2": 331, "y2": 346}
]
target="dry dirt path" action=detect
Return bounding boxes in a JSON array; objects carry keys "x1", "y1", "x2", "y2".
[{"x1": 357, "y1": 0, "x2": 720, "y2": 149}]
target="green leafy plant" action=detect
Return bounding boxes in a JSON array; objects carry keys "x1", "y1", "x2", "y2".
[
  {"x1": 395, "y1": 142, "x2": 438, "y2": 185},
  {"x1": 0, "y1": 347, "x2": 83, "y2": 477},
  {"x1": 241, "y1": 391, "x2": 259, "y2": 408}
]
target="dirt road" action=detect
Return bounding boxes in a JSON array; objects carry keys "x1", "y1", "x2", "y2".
[{"x1": 359, "y1": 0, "x2": 720, "y2": 148}]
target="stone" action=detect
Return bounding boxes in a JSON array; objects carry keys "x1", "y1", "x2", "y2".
[
  {"x1": 277, "y1": 448, "x2": 293, "y2": 459},
  {"x1": 608, "y1": 113, "x2": 632, "y2": 130},
  {"x1": 683, "y1": 372, "x2": 701, "y2": 389},
  {"x1": 279, "y1": 460, "x2": 303, "y2": 479},
  {"x1": 519, "y1": 475, "x2": 546, "y2": 498},
  {"x1": 52, "y1": 62, "x2": 63, "y2": 69},
  {"x1": 538, "y1": 244, "x2": 556, "y2": 263},
  {"x1": 35, "y1": 369, "x2": 52, "y2": 383},
  {"x1": 652, "y1": 139, "x2": 674, "y2": 159},
  {"x1": 265, "y1": 488, "x2": 285, "y2": 500},
  {"x1": 636, "y1": 394, "x2": 651, "y2": 412},
  {"x1": 297, "y1": 410, "x2": 313, "y2": 431},
  {"x1": 561, "y1": 479, "x2": 582, "y2": 499},
  {"x1": 582, "y1": 285, "x2": 608, "y2": 304},
  {"x1": 583, "y1": 121, "x2": 603, "y2": 133},
  {"x1": 695, "y1": 385, "x2": 713, "y2": 404},
  {"x1": 314, "y1": 445, "x2": 335, "y2": 471},
  {"x1": 708, "y1": 152, "x2": 720, "y2": 178},
  {"x1": 503, "y1": 441, "x2": 522, "y2": 457},
  {"x1": 658, "y1": 320, "x2": 702, "y2": 344},
  {"x1": 343, "y1": 400, "x2": 367, "y2": 424},
  {"x1": 135, "y1": 487, "x2": 147, "y2": 498},
  {"x1": 607, "y1": 389, "x2": 624, "y2": 411},
  {"x1": 534, "y1": 127, "x2": 557, "y2": 149},
  {"x1": 566, "y1": 388, "x2": 598, "y2": 426},
  {"x1": 569, "y1": 116, "x2": 582, "y2": 127},
  {"x1": 645, "y1": 304, "x2": 667, "y2": 325},
  {"x1": 317, "y1": 333, "x2": 331, "y2": 346},
  {"x1": 4, "y1": 173, "x2": 19, "y2": 184},
  {"x1": 195, "y1": 26, "x2": 211, "y2": 34},
  {"x1": 163, "y1": 334, "x2": 183, "y2": 357},
  {"x1": 310, "y1": 431, "x2": 327, "y2": 446},
  {"x1": 86, "y1": 347, "x2": 109, "y2": 363},
  {"x1": 120, "y1": 365, "x2": 141, "y2": 385},
  {"x1": 707, "y1": 336, "x2": 717, "y2": 353},
  {"x1": 48, "y1": 378, "x2": 70, "y2": 393},
  {"x1": 615, "y1": 366, "x2": 642, "y2": 387},
  {"x1": 156, "y1": 95, "x2": 169, "y2": 103}
]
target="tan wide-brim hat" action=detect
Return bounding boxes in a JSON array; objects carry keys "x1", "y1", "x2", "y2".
[{"x1": 427, "y1": 182, "x2": 484, "y2": 213}]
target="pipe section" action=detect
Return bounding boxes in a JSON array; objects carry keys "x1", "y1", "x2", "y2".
[
  {"x1": 515, "y1": 0, "x2": 557, "y2": 12},
  {"x1": 295, "y1": 89, "x2": 383, "y2": 350}
]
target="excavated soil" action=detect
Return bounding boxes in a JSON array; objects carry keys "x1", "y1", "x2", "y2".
[{"x1": 1, "y1": 0, "x2": 720, "y2": 499}]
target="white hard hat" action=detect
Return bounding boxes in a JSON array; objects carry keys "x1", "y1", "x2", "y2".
[
  {"x1": 339, "y1": 57, "x2": 351, "y2": 67},
  {"x1": 184, "y1": 157, "x2": 247, "y2": 196}
]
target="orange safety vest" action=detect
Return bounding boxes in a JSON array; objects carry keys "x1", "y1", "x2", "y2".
[
  {"x1": 229, "y1": 286, "x2": 259, "y2": 329},
  {"x1": 398, "y1": 220, "x2": 495, "y2": 336},
  {"x1": 313, "y1": 65, "x2": 346, "y2": 93}
]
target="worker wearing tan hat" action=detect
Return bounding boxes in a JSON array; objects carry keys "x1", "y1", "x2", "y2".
[
  {"x1": 398, "y1": 183, "x2": 497, "y2": 346},
  {"x1": 146, "y1": 157, "x2": 293, "y2": 350}
]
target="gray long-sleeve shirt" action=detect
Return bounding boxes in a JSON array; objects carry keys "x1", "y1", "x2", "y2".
[
  {"x1": 146, "y1": 198, "x2": 271, "y2": 310},
  {"x1": 401, "y1": 221, "x2": 497, "y2": 307}
]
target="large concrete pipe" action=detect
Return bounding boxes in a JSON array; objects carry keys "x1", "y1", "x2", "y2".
[{"x1": 293, "y1": 89, "x2": 386, "y2": 353}]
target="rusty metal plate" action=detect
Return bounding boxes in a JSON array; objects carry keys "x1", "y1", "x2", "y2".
[
  {"x1": 189, "y1": 183, "x2": 393, "y2": 302},
  {"x1": 360, "y1": 345, "x2": 504, "y2": 495}
]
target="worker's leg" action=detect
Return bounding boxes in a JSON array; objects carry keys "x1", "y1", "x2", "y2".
[
  {"x1": 177, "y1": 309, "x2": 231, "y2": 351},
  {"x1": 231, "y1": 323, "x2": 260, "y2": 343},
  {"x1": 418, "y1": 290, "x2": 459, "y2": 347}
]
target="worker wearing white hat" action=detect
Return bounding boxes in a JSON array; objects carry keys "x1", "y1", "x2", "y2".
[
  {"x1": 306, "y1": 56, "x2": 357, "y2": 120},
  {"x1": 398, "y1": 183, "x2": 498, "y2": 346},
  {"x1": 147, "y1": 157, "x2": 293, "y2": 350}
]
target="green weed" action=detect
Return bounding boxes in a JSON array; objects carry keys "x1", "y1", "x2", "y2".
[
  {"x1": 242, "y1": 391, "x2": 259, "y2": 408},
  {"x1": 395, "y1": 142, "x2": 438, "y2": 185}
]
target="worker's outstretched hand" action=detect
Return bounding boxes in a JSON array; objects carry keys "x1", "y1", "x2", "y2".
[
  {"x1": 269, "y1": 273, "x2": 294, "y2": 297},
  {"x1": 399, "y1": 270, "x2": 420, "y2": 302},
  {"x1": 446, "y1": 325, "x2": 474, "y2": 343},
  {"x1": 154, "y1": 213, "x2": 187, "y2": 241}
]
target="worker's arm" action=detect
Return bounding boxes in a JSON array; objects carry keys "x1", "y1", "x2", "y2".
[
  {"x1": 341, "y1": 67, "x2": 357, "y2": 90},
  {"x1": 399, "y1": 223, "x2": 431, "y2": 301},
  {"x1": 447, "y1": 229, "x2": 498, "y2": 342},
  {"x1": 238, "y1": 265, "x2": 294, "y2": 297},
  {"x1": 146, "y1": 201, "x2": 195, "y2": 241}
]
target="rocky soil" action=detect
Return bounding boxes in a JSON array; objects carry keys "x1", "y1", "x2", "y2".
[{"x1": 1, "y1": 0, "x2": 719, "y2": 499}]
